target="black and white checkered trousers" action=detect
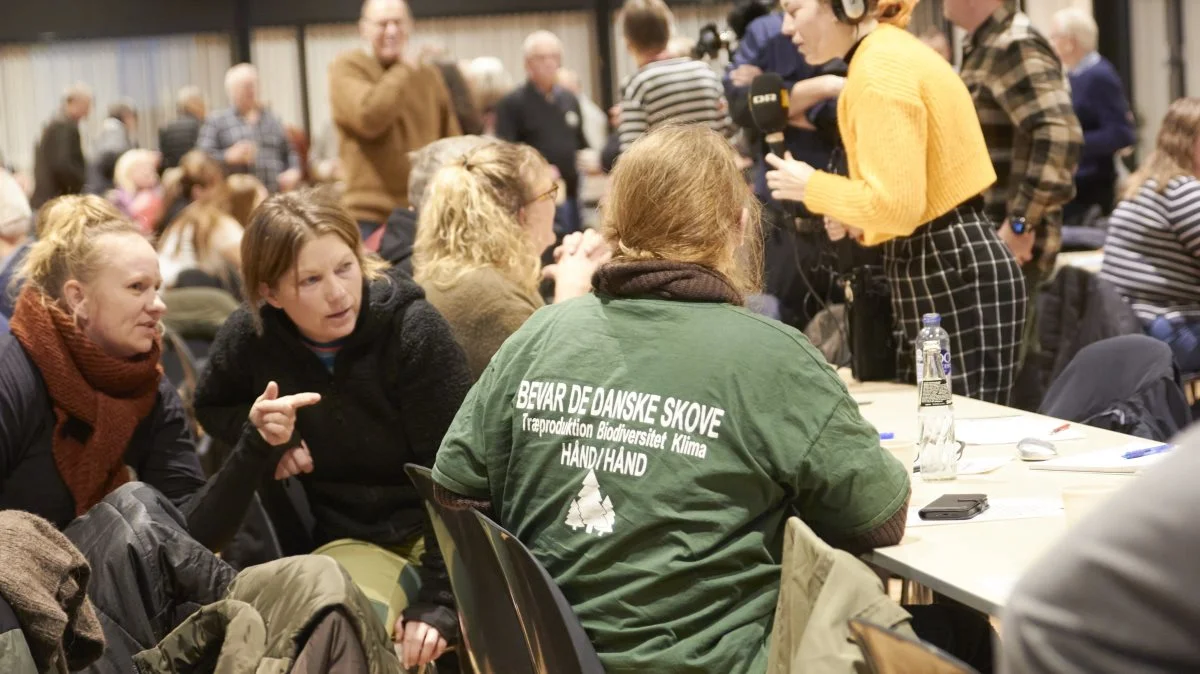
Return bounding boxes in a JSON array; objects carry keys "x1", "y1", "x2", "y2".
[{"x1": 883, "y1": 199, "x2": 1028, "y2": 405}]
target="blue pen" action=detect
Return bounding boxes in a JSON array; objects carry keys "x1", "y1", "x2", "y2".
[
  {"x1": 1122, "y1": 444, "x2": 1172, "y2": 460},
  {"x1": 879, "y1": 432, "x2": 895, "y2": 441}
]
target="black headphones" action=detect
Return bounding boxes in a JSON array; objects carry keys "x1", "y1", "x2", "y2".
[{"x1": 831, "y1": 0, "x2": 869, "y2": 24}]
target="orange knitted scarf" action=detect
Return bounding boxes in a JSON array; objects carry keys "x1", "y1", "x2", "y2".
[{"x1": 9, "y1": 288, "x2": 162, "y2": 515}]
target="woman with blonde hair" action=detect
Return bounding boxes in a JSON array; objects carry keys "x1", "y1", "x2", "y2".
[
  {"x1": 429, "y1": 125, "x2": 913, "y2": 672},
  {"x1": 415, "y1": 140, "x2": 606, "y2": 379},
  {"x1": 0, "y1": 194, "x2": 293, "y2": 546},
  {"x1": 1100, "y1": 97, "x2": 1200, "y2": 372},
  {"x1": 109, "y1": 148, "x2": 165, "y2": 235},
  {"x1": 195, "y1": 188, "x2": 471, "y2": 670},
  {"x1": 766, "y1": 0, "x2": 1027, "y2": 404}
]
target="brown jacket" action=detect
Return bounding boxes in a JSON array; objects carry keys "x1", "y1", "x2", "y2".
[
  {"x1": 329, "y1": 49, "x2": 461, "y2": 223},
  {"x1": 421, "y1": 266, "x2": 542, "y2": 381},
  {"x1": 768, "y1": 517, "x2": 915, "y2": 674}
]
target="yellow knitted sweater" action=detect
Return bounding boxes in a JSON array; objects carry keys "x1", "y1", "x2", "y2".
[{"x1": 804, "y1": 24, "x2": 997, "y2": 246}]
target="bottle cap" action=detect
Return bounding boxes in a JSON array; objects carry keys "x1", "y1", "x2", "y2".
[{"x1": 922, "y1": 313, "x2": 941, "y2": 327}]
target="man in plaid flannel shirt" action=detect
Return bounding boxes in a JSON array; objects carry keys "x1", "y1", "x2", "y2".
[
  {"x1": 198, "y1": 64, "x2": 301, "y2": 194},
  {"x1": 947, "y1": 0, "x2": 1083, "y2": 285}
]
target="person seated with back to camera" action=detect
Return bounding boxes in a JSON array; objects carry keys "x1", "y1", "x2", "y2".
[
  {"x1": 193, "y1": 188, "x2": 471, "y2": 670},
  {"x1": 414, "y1": 139, "x2": 609, "y2": 380},
  {"x1": 429, "y1": 125, "x2": 914, "y2": 673},
  {"x1": 369, "y1": 134, "x2": 499, "y2": 275},
  {"x1": 160, "y1": 149, "x2": 227, "y2": 235},
  {"x1": 0, "y1": 195, "x2": 293, "y2": 549}
]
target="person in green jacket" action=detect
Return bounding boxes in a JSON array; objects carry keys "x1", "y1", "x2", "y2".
[{"x1": 431, "y1": 125, "x2": 912, "y2": 674}]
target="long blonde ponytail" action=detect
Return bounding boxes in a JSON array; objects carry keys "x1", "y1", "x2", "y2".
[{"x1": 414, "y1": 142, "x2": 546, "y2": 295}]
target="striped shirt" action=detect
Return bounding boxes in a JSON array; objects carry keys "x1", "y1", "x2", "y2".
[
  {"x1": 301, "y1": 335, "x2": 345, "y2": 372},
  {"x1": 1100, "y1": 176, "x2": 1200, "y2": 322},
  {"x1": 617, "y1": 57, "x2": 732, "y2": 152}
]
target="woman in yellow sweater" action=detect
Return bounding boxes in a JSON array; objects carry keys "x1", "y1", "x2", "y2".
[{"x1": 766, "y1": 0, "x2": 1027, "y2": 404}]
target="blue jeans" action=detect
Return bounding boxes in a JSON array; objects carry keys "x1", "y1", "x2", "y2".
[{"x1": 1148, "y1": 316, "x2": 1200, "y2": 373}]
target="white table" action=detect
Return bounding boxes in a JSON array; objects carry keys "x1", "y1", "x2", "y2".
[
  {"x1": 1055, "y1": 249, "x2": 1105, "y2": 273},
  {"x1": 843, "y1": 375, "x2": 1141, "y2": 615}
]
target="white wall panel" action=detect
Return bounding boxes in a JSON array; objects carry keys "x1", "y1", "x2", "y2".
[
  {"x1": 252, "y1": 27, "x2": 305, "y2": 128},
  {"x1": 0, "y1": 34, "x2": 229, "y2": 173},
  {"x1": 1130, "y1": 0, "x2": 1171, "y2": 160}
]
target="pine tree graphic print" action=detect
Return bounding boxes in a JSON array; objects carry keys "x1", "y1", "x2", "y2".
[{"x1": 565, "y1": 469, "x2": 615, "y2": 535}]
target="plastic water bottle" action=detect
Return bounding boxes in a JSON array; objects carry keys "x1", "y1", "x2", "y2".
[
  {"x1": 914, "y1": 313, "x2": 951, "y2": 390},
  {"x1": 917, "y1": 340, "x2": 958, "y2": 481}
]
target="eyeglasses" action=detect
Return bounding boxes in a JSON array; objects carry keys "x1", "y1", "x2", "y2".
[{"x1": 527, "y1": 183, "x2": 560, "y2": 206}]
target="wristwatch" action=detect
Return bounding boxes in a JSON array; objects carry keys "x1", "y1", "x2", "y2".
[{"x1": 1009, "y1": 216, "x2": 1029, "y2": 235}]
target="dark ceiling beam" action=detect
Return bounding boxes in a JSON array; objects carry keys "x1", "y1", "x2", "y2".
[
  {"x1": 250, "y1": 0, "x2": 593, "y2": 26},
  {"x1": 0, "y1": 0, "x2": 719, "y2": 45},
  {"x1": 0, "y1": 0, "x2": 236, "y2": 44}
]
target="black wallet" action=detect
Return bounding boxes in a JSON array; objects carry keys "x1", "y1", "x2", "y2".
[{"x1": 918, "y1": 494, "x2": 989, "y2": 521}]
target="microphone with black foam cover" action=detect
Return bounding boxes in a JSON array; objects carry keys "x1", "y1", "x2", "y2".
[{"x1": 748, "y1": 72, "x2": 790, "y2": 158}]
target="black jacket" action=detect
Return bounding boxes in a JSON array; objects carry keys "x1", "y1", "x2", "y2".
[
  {"x1": 376, "y1": 207, "x2": 416, "y2": 276},
  {"x1": 159, "y1": 114, "x2": 202, "y2": 171},
  {"x1": 64, "y1": 482, "x2": 236, "y2": 674},
  {"x1": 1040, "y1": 335, "x2": 1193, "y2": 442},
  {"x1": 194, "y1": 274, "x2": 471, "y2": 631},
  {"x1": 0, "y1": 332, "x2": 278, "y2": 551},
  {"x1": 1036, "y1": 266, "x2": 1144, "y2": 399},
  {"x1": 32, "y1": 115, "x2": 86, "y2": 208}
]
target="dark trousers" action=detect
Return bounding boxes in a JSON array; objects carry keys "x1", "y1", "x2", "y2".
[
  {"x1": 882, "y1": 201, "x2": 1027, "y2": 404},
  {"x1": 1065, "y1": 173, "x2": 1118, "y2": 226},
  {"x1": 908, "y1": 603, "x2": 996, "y2": 673},
  {"x1": 761, "y1": 204, "x2": 843, "y2": 330}
]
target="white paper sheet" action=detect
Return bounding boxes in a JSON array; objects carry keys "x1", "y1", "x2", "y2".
[
  {"x1": 955, "y1": 416, "x2": 1085, "y2": 445},
  {"x1": 1029, "y1": 443, "x2": 1173, "y2": 474},
  {"x1": 956, "y1": 457, "x2": 1012, "y2": 475},
  {"x1": 907, "y1": 497, "x2": 1063, "y2": 528}
]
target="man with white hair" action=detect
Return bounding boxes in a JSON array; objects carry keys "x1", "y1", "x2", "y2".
[
  {"x1": 31, "y1": 84, "x2": 92, "y2": 209},
  {"x1": 198, "y1": 63, "x2": 300, "y2": 193},
  {"x1": 1049, "y1": 8, "x2": 1135, "y2": 223},
  {"x1": 159, "y1": 86, "x2": 207, "y2": 171},
  {"x1": 495, "y1": 30, "x2": 588, "y2": 235},
  {"x1": 0, "y1": 169, "x2": 32, "y2": 318},
  {"x1": 329, "y1": 0, "x2": 461, "y2": 238}
]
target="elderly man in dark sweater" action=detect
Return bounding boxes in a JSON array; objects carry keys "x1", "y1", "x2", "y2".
[{"x1": 1050, "y1": 8, "x2": 1135, "y2": 223}]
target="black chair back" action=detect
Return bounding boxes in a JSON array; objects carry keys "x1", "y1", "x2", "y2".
[
  {"x1": 404, "y1": 465, "x2": 533, "y2": 674},
  {"x1": 473, "y1": 510, "x2": 605, "y2": 674},
  {"x1": 1041, "y1": 334, "x2": 1193, "y2": 441}
]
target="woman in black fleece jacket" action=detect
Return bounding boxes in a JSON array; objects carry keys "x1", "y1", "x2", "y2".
[{"x1": 194, "y1": 189, "x2": 471, "y2": 669}]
